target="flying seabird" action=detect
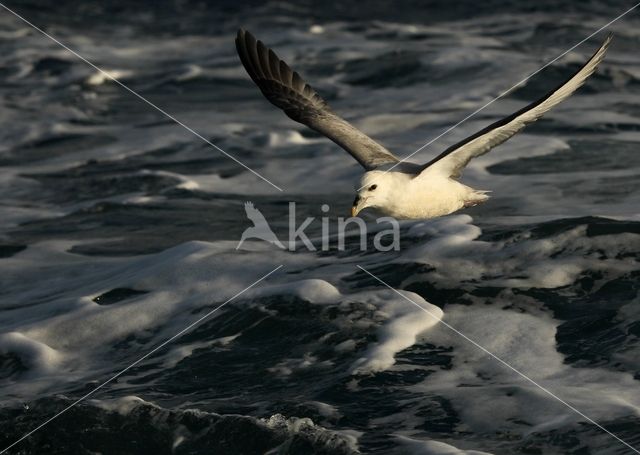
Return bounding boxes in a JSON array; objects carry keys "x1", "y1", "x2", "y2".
[{"x1": 235, "y1": 29, "x2": 611, "y2": 219}]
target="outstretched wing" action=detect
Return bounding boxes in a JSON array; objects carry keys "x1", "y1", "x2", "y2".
[
  {"x1": 244, "y1": 201, "x2": 268, "y2": 225},
  {"x1": 420, "y1": 34, "x2": 612, "y2": 179},
  {"x1": 236, "y1": 29, "x2": 399, "y2": 170}
]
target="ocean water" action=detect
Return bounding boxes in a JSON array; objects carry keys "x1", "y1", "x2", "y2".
[{"x1": 1, "y1": 1, "x2": 639, "y2": 454}]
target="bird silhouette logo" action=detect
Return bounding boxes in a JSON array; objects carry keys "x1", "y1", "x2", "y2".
[{"x1": 236, "y1": 202, "x2": 285, "y2": 249}]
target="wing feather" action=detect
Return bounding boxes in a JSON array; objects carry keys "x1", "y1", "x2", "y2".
[
  {"x1": 236, "y1": 29, "x2": 399, "y2": 170},
  {"x1": 420, "y1": 34, "x2": 612, "y2": 179}
]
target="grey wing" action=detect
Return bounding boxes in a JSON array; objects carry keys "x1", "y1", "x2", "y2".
[
  {"x1": 236, "y1": 29, "x2": 399, "y2": 170},
  {"x1": 420, "y1": 34, "x2": 612, "y2": 179}
]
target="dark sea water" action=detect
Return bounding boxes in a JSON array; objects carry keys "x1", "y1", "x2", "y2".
[{"x1": 1, "y1": 1, "x2": 639, "y2": 454}]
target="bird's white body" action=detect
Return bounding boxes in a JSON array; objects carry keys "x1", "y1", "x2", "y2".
[{"x1": 358, "y1": 170, "x2": 489, "y2": 219}]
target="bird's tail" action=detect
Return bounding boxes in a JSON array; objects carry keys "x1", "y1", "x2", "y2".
[{"x1": 464, "y1": 190, "x2": 491, "y2": 208}]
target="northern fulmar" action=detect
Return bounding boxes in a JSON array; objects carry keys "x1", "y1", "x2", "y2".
[{"x1": 235, "y1": 29, "x2": 611, "y2": 219}]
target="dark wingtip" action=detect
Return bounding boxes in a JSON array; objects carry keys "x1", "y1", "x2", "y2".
[
  {"x1": 605, "y1": 31, "x2": 614, "y2": 47},
  {"x1": 236, "y1": 28, "x2": 246, "y2": 45},
  {"x1": 237, "y1": 28, "x2": 255, "y2": 47},
  {"x1": 599, "y1": 32, "x2": 614, "y2": 52},
  {"x1": 235, "y1": 29, "x2": 243, "y2": 53},
  {"x1": 236, "y1": 28, "x2": 257, "y2": 43},
  {"x1": 236, "y1": 28, "x2": 255, "y2": 82},
  {"x1": 595, "y1": 32, "x2": 613, "y2": 60}
]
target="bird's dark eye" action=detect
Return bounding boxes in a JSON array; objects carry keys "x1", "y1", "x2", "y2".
[{"x1": 368, "y1": 184, "x2": 377, "y2": 191}]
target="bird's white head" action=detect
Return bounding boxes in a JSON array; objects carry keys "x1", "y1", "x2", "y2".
[{"x1": 352, "y1": 170, "x2": 405, "y2": 217}]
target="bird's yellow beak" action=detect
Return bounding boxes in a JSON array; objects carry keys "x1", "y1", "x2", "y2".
[{"x1": 351, "y1": 195, "x2": 365, "y2": 217}]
